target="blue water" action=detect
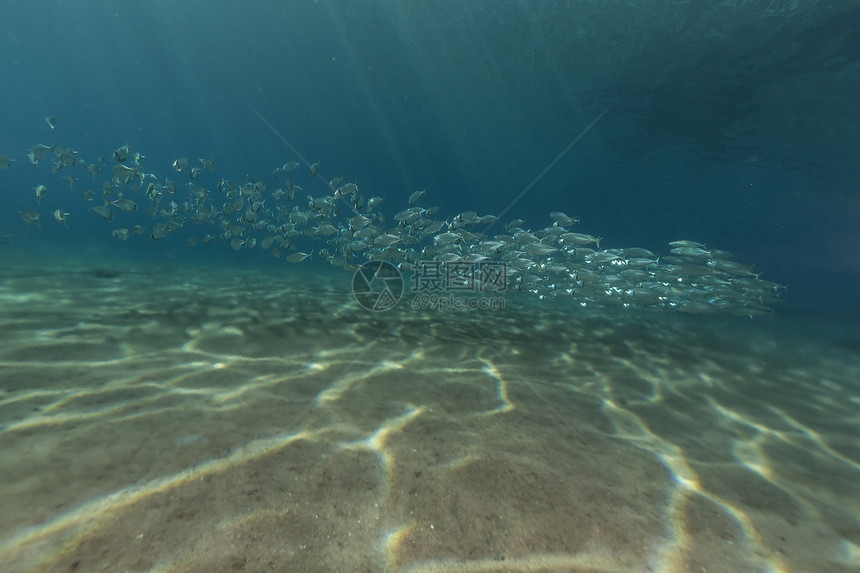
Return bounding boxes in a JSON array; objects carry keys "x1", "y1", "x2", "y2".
[
  {"x1": 1, "y1": 1, "x2": 858, "y2": 309},
  {"x1": 3, "y1": 5, "x2": 860, "y2": 571}
]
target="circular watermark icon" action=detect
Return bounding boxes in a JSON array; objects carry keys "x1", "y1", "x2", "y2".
[{"x1": 352, "y1": 260, "x2": 404, "y2": 311}]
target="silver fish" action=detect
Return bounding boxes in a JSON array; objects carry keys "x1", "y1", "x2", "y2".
[
  {"x1": 524, "y1": 243, "x2": 559, "y2": 256},
  {"x1": 669, "y1": 240, "x2": 706, "y2": 249},
  {"x1": 112, "y1": 164, "x2": 141, "y2": 185},
  {"x1": 55, "y1": 147, "x2": 76, "y2": 167},
  {"x1": 230, "y1": 238, "x2": 249, "y2": 251},
  {"x1": 670, "y1": 247, "x2": 711, "y2": 258},
  {"x1": 374, "y1": 234, "x2": 401, "y2": 246},
  {"x1": 335, "y1": 182, "x2": 357, "y2": 197},
  {"x1": 316, "y1": 223, "x2": 338, "y2": 236},
  {"x1": 90, "y1": 204, "x2": 115, "y2": 221},
  {"x1": 20, "y1": 210, "x2": 41, "y2": 229},
  {"x1": 287, "y1": 251, "x2": 312, "y2": 263},
  {"x1": 53, "y1": 209, "x2": 70, "y2": 228},
  {"x1": 113, "y1": 144, "x2": 131, "y2": 163},
  {"x1": 27, "y1": 143, "x2": 55, "y2": 167},
  {"x1": 111, "y1": 197, "x2": 137, "y2": 212}
]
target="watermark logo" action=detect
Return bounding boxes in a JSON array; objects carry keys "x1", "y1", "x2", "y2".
[
  {"x1": 411, "y1": 293, "x2": 506, "y2": 311},
  {"x1": 352, "y1": 260, "x2": 507, "y2": 312},
  {"x1": 352, "y1": 260, "x2": 404, "y2": 312},
  {"x1": 411, "y1": 261, "x2": 508, "y2": 293}
]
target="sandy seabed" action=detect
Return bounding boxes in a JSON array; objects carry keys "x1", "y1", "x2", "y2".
[{"x1": 0, "y1": 250, "x2": 859, "y2": 573}]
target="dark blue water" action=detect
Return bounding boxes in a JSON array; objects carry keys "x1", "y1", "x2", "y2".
[{"x1": 2, "y1": 0, "x2": 858, "y2": 312}]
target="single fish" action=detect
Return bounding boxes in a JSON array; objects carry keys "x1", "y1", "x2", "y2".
[
  {"x1": 27, "y1": 143, "x2": 55, "y2": 167},
  {"x1": 172, "y1": 157, "x2": 190, "y2": 171},
  {"x1": 316, "y1": 223, "x2": 338, "y2": 236},
  {"x1": 53, "y1": 209, "x2": 70, "y2": 228},
  {"x1": 90, "y1": 203, "x2": 114, "y2": 221},
  {"x1": 35, "y1": 185, "x2": 47, "y2": 204},
  {"x1": 20, "y1": 210, "x2": 41, "y2": 229},
  {"x1": 287, "y1": 251, "x2": 312, "y2": 263},
  {"x1": 669, "y1": 240, "x2": 706, "y2": 249},
  {"x1": 110, "y1": 197, "x2": 137, "y2": 212},
  {"x1": 113, "y1": 144, "x2": 131, "y2": 163},
  {"x1": 374, "y1": 234, "x2": 401, "y2": 246}
]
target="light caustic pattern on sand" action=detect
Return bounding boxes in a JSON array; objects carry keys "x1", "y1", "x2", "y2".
[{"x1": 0, "y1": 265, "x2": 858, "y2": 572}]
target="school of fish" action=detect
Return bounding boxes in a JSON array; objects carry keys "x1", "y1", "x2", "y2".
[{"x1": 2, "y1": 137, "x2": 783, "y2": 316}]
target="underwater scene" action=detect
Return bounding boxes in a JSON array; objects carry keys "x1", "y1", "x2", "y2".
[{"x1": 1, "y1": 1, "x2": 859, "y2": 572}]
